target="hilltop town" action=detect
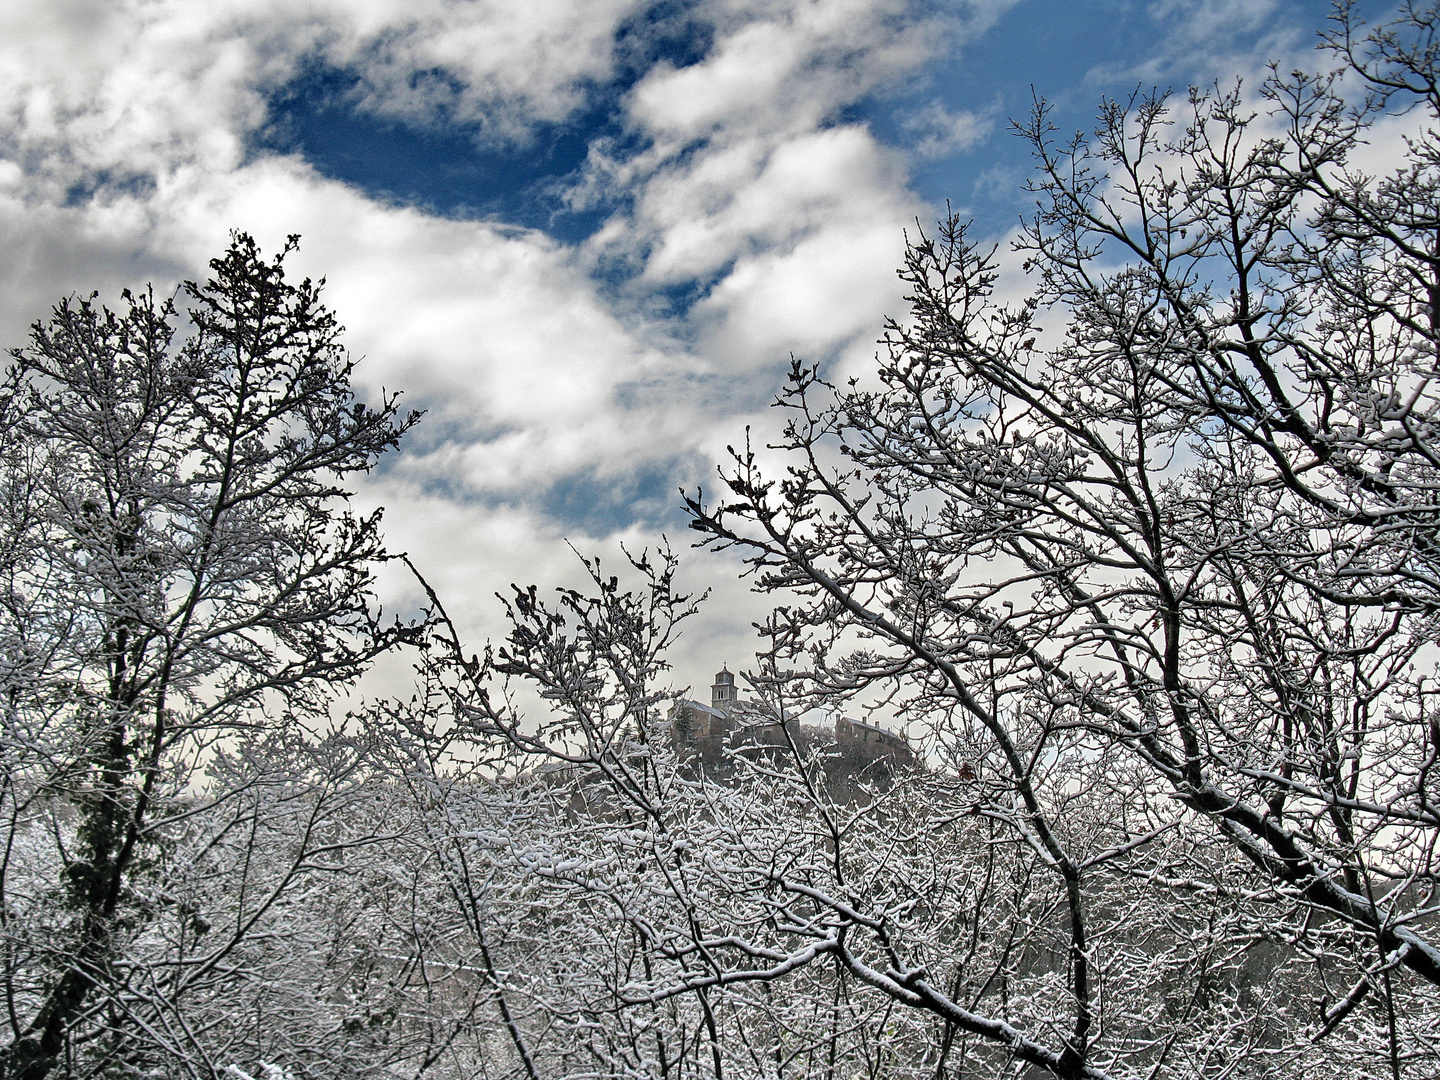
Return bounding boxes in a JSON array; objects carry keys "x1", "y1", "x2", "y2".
[{"x1": 668, "y1": 667, "x2": 913, "y2": 797}]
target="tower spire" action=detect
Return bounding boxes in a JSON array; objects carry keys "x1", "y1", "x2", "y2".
[{"x1": 711, "y1": 665, "x2": 736, "y2": 708}]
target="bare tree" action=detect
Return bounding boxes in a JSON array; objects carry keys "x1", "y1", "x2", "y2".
[{"x1": 0, "y1": 234, "x2": 423, "y2": 1078}]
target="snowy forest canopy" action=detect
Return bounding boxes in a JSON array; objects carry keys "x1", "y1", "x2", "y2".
[{"x1": 4, "y1": 4, "x2": 1440, "y2": 1079}]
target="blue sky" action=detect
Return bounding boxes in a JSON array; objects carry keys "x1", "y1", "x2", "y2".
[{"x1": 0, "y1": 0, "x2": 1381, "y2": 688}]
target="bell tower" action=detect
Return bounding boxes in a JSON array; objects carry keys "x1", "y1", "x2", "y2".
[{"x1": 711, "y1": 666, "x2": 737, "y2": 709}]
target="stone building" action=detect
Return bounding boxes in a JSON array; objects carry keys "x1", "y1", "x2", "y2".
[{"x1": 667, "y1": 667, "x2": 913, "y2": 795}]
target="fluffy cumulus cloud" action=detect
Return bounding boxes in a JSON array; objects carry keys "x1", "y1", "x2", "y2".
[
  {"x1": 0, "y1": 0, "x2": 1339, "y2": 692},
  {"x1": 319, "y1": 0, "x2": 647, "y2": 136}
]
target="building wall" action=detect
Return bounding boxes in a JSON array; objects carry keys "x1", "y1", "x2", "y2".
[{"x1": 667, "y1": 693, "x2": 914, "y2": 795}]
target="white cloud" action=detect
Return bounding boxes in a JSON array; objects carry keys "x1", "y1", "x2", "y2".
[
  {"x1": 575, "y1": 0, "x2": 1016, "y2": 382},
  {"x1": 902, "y1": 99, "x2": 991, "y2": 158},
  {"x1": 161, "y1": 157, "x2": 710, "y2": 499},
  {"x1": 693, "y1": 206, "x2": 911, "y2": 370},
  {"x1": 629, "y1": 124, "x2": 913, "y2": 291},
  {"x1": 1147, "y1": 0, "x2": 1282, "y2": 41},
  {"x1": 316, "y1": 0, "x2": 649, "y2": 139},
  {"x1": 628, "y1": 0, "x2": 919, "y2": 140}
]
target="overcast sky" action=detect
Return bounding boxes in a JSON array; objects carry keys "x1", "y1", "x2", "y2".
[{"x1": 0, "y1": 0, "x2": 1372, "y2": 698}]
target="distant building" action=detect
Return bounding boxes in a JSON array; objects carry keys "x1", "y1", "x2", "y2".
[
  {"x1": 667, "y1": 667, "x2": 913, "y2": 796},
  {"x1": 834, "y1": 713, "x2": 912, "y2": 765}
]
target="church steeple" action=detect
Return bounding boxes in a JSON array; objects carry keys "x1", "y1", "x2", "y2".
[{"x1": 711, "y1": 666, "x2": 737, "y2": 708}]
